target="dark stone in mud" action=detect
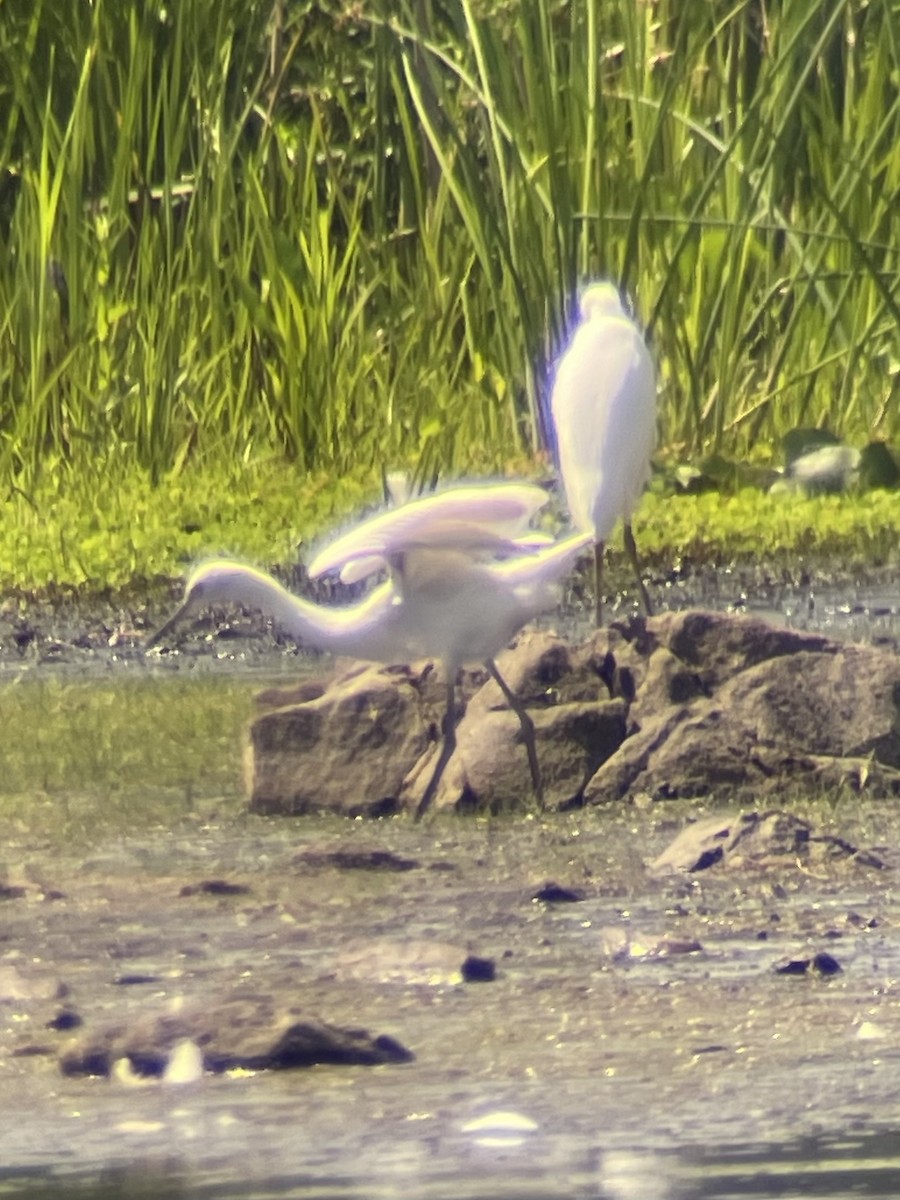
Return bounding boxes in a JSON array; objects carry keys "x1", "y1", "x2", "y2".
[
  {"x1": 261, "y1": 1023, "x2": 414, "y2": 1071},
  {"x1": 59, "y1": 1005, "x2": 414, "y2": 1077},
  {"x1": 179, "y1": 879, "x2": 252, "y2": 897},
  {"x1": 295, "y1": 847, "x2": 421, "y2": 872},
  {"x1": 242, "y1": 609, "x2": 900, "y2": 816},
  {"x1": 532, "y1": 883, "x2": 586, "y2": 903},
  {"x1": 650, "y1": 809, "x2": 886, "y2": 875},
  {"x1": 460, "y1": 955, "x2": 496, "y2": 983},
  {"x1": 774, "y1": 959, "x2": 810, "y2": 976},
  {"x1": 47, "y1": 1008, "x2": 83, "y2": 1031},
  {"x1": 813, "y1": 952, "x2": 843, "y2": 976},
  {"x1": 774, "y1": 952, "x2": 843, "y2": 978}
]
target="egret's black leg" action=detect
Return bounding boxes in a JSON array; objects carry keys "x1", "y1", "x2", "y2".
[
  {"x1": 593, "y1": 540, "x2": 605, "y2": 628},
  {"x1": 485, "y1": 658, "x2": 544, "y2": 810},
  {"x1": 414, "y1": 679, "x2": 457, "y2": 821},
  {"x1": 623, "y1": 521, "x2": 653, "y2": 616}
]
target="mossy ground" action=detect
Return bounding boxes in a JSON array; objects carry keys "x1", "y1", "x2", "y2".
[{"x1": 2, "y1": 456, "x2": 896, "y2": 599}]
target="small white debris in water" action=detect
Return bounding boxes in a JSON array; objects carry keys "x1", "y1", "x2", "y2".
[
  {"x1": 112, "y1": 1057, "x2": 150, "y2": 1088},
  {"x1": 115, "y1": 1120, "x2": 165, "y2": 1134},
  {"x1": 163, "y1": 1038, "x2": 204, "y2": 1085},
  {"x1": 856, "y1": 1021, "x2": 887, "y2": 1040},
  {"x1": 461, "y1": 1110, "x2": 539, "y2": 1147},
  {"x1": 598, "y1": 1149, "x2": 672, "y2": 1200}
]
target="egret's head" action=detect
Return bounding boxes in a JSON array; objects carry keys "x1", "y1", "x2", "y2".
[
  {"x1": 145, "y1": 559, "x2": 265, "y2": 648},
  {"x1": 186, "y1": 559, "x2": 266, "y2": 600},
  {"x1": 579, "y1": 282, "x2": 625, "y2": 323}
]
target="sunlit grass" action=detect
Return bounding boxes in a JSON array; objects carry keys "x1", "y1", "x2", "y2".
[{"x1": 638, "y1": 487, "x2": 900, "y2": 569}]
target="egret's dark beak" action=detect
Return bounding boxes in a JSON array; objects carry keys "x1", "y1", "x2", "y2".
[{"x1": 144, "y1": 603, "x2": 190, "y2": 650}]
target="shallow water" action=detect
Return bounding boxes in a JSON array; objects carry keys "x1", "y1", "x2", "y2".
[
  {"x1": 2, "y1": 801, "x2": 900, "y2": 1199},
  {"x1": 1, "y1": 575, "x2": 900, "y2": 1198}
]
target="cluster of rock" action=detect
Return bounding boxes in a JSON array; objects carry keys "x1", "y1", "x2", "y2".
[
  {"x1": 245, "y1": 610, "x2": 900, "y2": 816},
  {"x1": 59, "y1": 1006, "x2": 413, "y2": 1079}
]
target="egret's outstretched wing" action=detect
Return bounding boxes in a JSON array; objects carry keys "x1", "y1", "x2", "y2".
[
  {"x1": 336, "y1": 528, "x2": 555, "y2": 586},
  {"x1": 308, "y1": 483, "x2": 550, "y2": 581}
]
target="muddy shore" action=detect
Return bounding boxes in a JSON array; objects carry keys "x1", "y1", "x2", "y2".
[
  {"x1": 1, "y1": 563, "x2": 899, "y2": 1197},
  {"x1": 3, "y1": 798, "x2": 900, "y2": 1197}
]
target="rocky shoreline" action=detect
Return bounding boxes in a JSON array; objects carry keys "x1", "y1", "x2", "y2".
[{"x1": 245, "y1": 609, "x2": 900, "y2": 817}]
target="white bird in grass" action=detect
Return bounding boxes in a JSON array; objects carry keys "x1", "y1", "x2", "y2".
[
  {"x1": 550, "y1": 281, "x2": 657, "y2": 626},
  {"x1": 147, "y1": 483, "x2": 590, "y2": 819}
]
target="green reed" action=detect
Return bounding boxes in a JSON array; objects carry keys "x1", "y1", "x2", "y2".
[{"x1": 0, "y1": 0, "x2": 897, "y2": 497}]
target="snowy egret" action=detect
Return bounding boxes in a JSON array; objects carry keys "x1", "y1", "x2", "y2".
[
  {"x1": 550, "y1": 282, "x2": 657, "y2": 625},
  {"x1": 147, "y1": 483, "x2": 590, "y2": 819}
]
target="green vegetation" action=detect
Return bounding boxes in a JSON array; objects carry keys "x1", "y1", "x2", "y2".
[
  {"x1": 641, "y1": 486, "x2": 899, "y2": 568},
  {"x1": 0, "y1": 456, "x2": 893, "y2": 595},
  {"x1": 1, "y1": 0, "x2": 898, "y2": 591},
  {"x1": 0, "y1": 671, "x2": 260, "y2": 842},
  {"x1": 0, "y1": 456, "x2": 379, "y2": 592}
]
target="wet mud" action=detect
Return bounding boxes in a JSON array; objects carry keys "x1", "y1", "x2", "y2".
[
  {"x1": 2, "y1": 800, "x2": 900, "y2": 1198},
  {"x1": 0, "y1": 564, "x2": 899, "y2": 1197},
  {"x1": 1, "y1": 560, "x2": 899, "y2": 679}
]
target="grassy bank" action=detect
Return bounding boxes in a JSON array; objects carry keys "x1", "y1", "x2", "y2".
[
  {"x1": 0, "y1": 456, "x2": 895, "y2": 597},
  {"x1": 2, "y1": 0, "x2": 898, "y2": 510}
]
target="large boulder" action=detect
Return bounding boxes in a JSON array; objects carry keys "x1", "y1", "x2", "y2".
[
  {"x1": 400, "y1": 632, "x2": 627, "y2": 813},
  {"x1": 244, "y1": 610, "x2": 900, "y2": 816},
  {"x1": 247, "y1": 631, "x2": 627, "y2": 816},
  {"x1": 584, "y1": 611, "x2": 900, "y2": 803},
  {"x1": 247, "y1": 664, "x2": 430, "y2": 816}
]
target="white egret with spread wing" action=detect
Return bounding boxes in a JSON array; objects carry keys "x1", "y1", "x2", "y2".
[
  {"x1": 148, "y1": 483, "x2": 589, "y2": 818},
  {"x1": 550, "y1": 282, "x2": 657, "y2": 625}
]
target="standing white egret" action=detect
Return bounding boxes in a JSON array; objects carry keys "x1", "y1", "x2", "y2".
[
  {"x1": 147, "y1": 483, "x2": 590, "y2": 819},
  {"x1": 550, "y1": 281, "x2": 657, "y2": 626}
]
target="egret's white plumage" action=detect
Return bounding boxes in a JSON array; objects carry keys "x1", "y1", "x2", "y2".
[
  {"x1": 148, "y1": 483, "x2": 589, "y2": 817},
  {"x1": 550, "y1": 282, "x2": 657, "y2": 624},
  {"x1": 307, "y1": 482, "x2": 552, "y2": 584}
]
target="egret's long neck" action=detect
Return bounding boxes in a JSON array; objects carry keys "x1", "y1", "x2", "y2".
[{"x1": 214, "y1": 570, "x2": 403, "y2": 661}]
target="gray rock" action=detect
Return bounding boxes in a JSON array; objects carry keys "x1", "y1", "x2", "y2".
[
  {"x1": 645, "y1": 609, "x2": 832, "y2": 687},
  {"x1": 247, "y1": 664, "x2": 430, "y2": 816},
  {"x1": 243, "y1": 608, "x2": 900, "y2": 816},
  {"x1": 399, "y1": 631, "x2": 626, "y2": 813},
  {"x1": 649, "y1": 809, "x2": 886, "y2": 875},
  {"x1": 585, "y1": 611, "x2": 900, "y2": 804},
  {"x1": 334, "y1": 938, "x2": 484, "y2": 986},
  {"x1": 59, "y1": 1004, "x2": 414, "y2": 1077},
  {"x1": 248, "y1": 630, "x2": 627, "y2": 816},
  {"x1": 400, "y1": 700, "x2": 626, "y2": 814}
]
